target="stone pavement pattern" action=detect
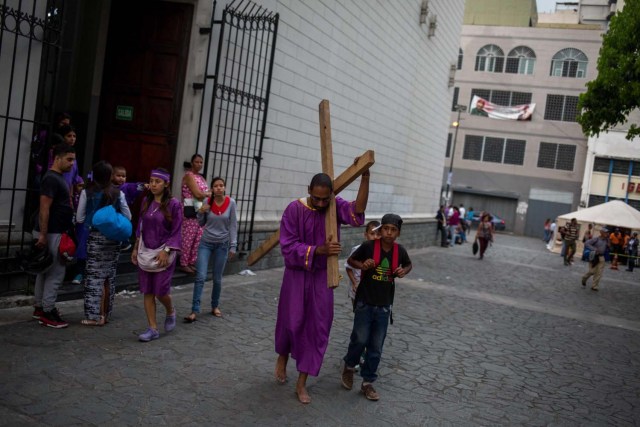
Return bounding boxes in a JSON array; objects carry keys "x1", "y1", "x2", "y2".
[{"x1": 0, "y1": 234, "x2": 639, "y2": 426}]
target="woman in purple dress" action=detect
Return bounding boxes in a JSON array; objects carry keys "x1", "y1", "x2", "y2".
[{"x1": 131, "y1": 169, "x2": 183, "y2": 342}]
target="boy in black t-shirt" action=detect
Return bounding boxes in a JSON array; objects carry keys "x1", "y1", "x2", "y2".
[{"x1": 341, "y1": 213, "x2": 412, "y2": 401}]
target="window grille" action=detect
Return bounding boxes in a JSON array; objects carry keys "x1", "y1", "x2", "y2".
[
  {"x1": 475, "y1": 45, "x2": 505, "y2": 73},
  {"x1": 537, "y1": 142, "x2": 576, "y2": 171},
  {"x1": 504, "y1": 139, "x2": 526, "y2": 165},
  {"x1": 470, "y1": 88, "x2": 532, "y2": 107},
  {"x1": 451, "y1": 87, "x2": 459, "y2": 111},
  {"x1": 482, "y1": 137, "x2": 504, "y2": 163},
  {"x1": 593, "y1": 157, "x2": 611, "y2": 173},
  {"x1": 544, "y1": 95, "x2": 579, "y2": 122},
  {"x1": 550, "y1": 48, "x2": 588, "y2": 78},
  {"x1": 505, "y1": 46, "x2": 536, "y2": 75},
  {"x1": 463, "y1": 135, "x2": 483, "y2": 160}
]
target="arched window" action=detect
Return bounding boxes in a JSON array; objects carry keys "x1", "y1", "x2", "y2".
[
  {"x1": 506, "y1": 46, "x2": 536, "y2": 75},
  {"x1": 475, "y1": 44, "x2": 504, "y2": 73},
  {"x1": 550, "y1": 48, "x2": 588, "y2": 78},
  {"x1": 458, "y1": 48, "x2": 463, "y2": 70}
]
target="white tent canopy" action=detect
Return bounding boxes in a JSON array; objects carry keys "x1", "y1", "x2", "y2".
[
  {"x1": 557, "y1": 200, "x2": 640, "y2": 230},
  {"x1": 548, "y1": 200, "x2": 640, "y2": 254}
]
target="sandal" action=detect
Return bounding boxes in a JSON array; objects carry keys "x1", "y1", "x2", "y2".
[
  {"x1": 81, "y1": 316, "x2": 105, "y2": 326},
  {"x1": 183, "y1": 313, "x2": 197, "y2": 323},
  {"x1": 212, "y1": 308, "x2": 222, "y2": 317}
]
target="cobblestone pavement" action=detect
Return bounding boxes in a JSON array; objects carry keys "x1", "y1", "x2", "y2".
[{"x1": 0, "y1": 233, "x2": 639, "y2": 426}]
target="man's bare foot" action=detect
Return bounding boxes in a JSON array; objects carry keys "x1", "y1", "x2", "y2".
[
  {"x1": 275, "y1": 354, "x2": 288, "y2": 384},
  {"x1": 296, "y1": 386, "x2": 311, "y2": 404},
  {"x1": 295, "y1": 373, "x2": 310, "y2": 403}
]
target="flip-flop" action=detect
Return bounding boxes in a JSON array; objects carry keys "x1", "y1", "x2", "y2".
[{"x1": 183, "y1": 314, "x2": 197, "y2": 323}]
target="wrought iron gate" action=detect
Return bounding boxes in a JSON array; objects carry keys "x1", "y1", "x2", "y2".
[
  {"x1": 0, "y1": 0, "x2": 65, "y2": 279},
  {"x1": 197, "y1": 0, "x2": 279, "y2": 255}
]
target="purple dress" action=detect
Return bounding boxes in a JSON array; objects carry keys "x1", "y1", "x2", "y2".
[
  {"x1": 275, "y1": 196, "x2": 364, "y2": 376},
  {"x1": 136, "y1": 198, "x2": 183, "y2": 296}
]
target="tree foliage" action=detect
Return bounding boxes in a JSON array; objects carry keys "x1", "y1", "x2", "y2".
[{"x1": 577, "y1": 1, "x2": 640, "y2": 140}]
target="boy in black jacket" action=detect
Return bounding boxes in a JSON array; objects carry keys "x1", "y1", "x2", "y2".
[{"x1": 341, "y1": 213, "x2": 412, "y2": 401}]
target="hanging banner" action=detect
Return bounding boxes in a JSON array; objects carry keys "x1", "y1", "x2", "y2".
[{"x1": 469, "y1": 95, "x2": 535, "y2": 121}]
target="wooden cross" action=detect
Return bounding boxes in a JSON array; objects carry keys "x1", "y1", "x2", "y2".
[{"x1": 246, "y1": 100, "x2": 375, "y2": 289}]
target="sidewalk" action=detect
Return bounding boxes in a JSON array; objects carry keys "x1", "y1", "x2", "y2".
[{"x1": 1, "y1": 234, "x2": 639, "y2": 425}]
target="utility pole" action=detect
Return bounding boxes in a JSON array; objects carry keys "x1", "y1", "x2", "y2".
[{"x1": 444, "y1": 104, "x2": 467, "y2": 205}]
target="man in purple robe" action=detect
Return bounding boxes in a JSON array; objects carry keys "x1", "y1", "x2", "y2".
[{"x1": 275, "y1": 170, "x2": 369, "y2": 404}]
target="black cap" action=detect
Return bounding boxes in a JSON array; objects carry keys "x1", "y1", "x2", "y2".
[{"x1": 381, "y1": 213, "x2": 403, "y2": 231}]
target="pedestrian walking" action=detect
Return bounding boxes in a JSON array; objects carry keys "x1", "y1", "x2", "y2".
[
  {"x1": 76, "y1": 161, "x2": 131, "y2": 326},
  {"x1": 582, "y1": 228, "x2": 610, "y2": 291},
  {"x1": 563, "y1": 218, "x2": 579, "y2": 266},
  {"x1": 474, "y1": 212, "x2": 494, "y2": 260},
  {"x1": 625, "y1": 232, "x2": 638, "y2": 272},
  {"x1": 341, "y1": 213, "x2": 412, "y2": 401},
  {"x1": 274, "y1": 169, "x2": 369, "y2": 404},
  {"x1": 131, "y1": 168, "x2": 182, "y2": 342},
  {"x1": 184, "y1": 177, "x2": 237, "y2": 323}
]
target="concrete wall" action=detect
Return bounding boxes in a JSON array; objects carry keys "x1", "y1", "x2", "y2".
[{"x1": 176, "y1": 0, "x2": 465, "y2": 225}]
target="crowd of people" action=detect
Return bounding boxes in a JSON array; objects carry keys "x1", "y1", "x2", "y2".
[
  {"x1": 545, "y1": 218, "x2": 638, "y2": 291},
  {"x1": 29, "y1": 116, "x2": 238, "y2": 337},
  {"x1": 436, "y1": 203, "x2": 496, "y2": 260}
]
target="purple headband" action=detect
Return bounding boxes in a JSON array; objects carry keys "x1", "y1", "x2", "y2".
[{"x1": 150, "y1": 169, "x2": 171, "y2": 182}]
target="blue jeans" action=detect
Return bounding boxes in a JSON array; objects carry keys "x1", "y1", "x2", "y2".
[
  {"x1": 343, "y1": 301, "x2": 391, "y2": 383},
  {"x1": 191, "y1": 240, "x2": 229, "y2": 313}
]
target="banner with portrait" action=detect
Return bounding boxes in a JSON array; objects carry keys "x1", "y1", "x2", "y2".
[{"x1": 469, "y1": 95, "x2": 535, "y2": 121}]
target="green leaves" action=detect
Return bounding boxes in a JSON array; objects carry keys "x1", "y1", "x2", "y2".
[{"x1": 577, "y1": 2, "x2": 640, "y2": 140}]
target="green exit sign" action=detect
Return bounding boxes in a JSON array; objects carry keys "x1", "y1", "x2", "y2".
[{"x1": 115, "y1": 105, "x2": 133, "y2": 121}]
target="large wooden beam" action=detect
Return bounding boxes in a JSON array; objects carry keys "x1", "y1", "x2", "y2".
[
  {"x1": 246, "y1": 150, "x2": 375, "y2": 266},
  {"x1": 319, "y1": 100, "x2": 340, "y2": 288}
]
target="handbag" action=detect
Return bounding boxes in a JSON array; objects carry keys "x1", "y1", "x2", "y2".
[
  {"x1": 472, "y1": 240, "x2": 479, "y2": 255},
  {"x1": 183, "y1": 198, "x2": 203, "y2": 219},
  {"x1": 92, "y1": 192, "x2": 132, "y2": 241},
  {"x1": 136, "y1": 223, "x2": 176, "y2": 273}
]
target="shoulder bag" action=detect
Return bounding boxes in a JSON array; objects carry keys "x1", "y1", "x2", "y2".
[{"x1": 136, "y1": 222, "x2": 176, "y2": 273}]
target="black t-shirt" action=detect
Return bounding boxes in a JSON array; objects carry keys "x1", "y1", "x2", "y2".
[
  {"x1": 36, "y1": 170, "x2": 73, "y2": 233},
  {"x1": 351, "y1": 240, "x2": 411, "y2": 306}
]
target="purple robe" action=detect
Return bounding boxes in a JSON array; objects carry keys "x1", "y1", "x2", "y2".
[
  {"x1": 275, "y1": 196, "x2": 364, "y2": 376},
  {"x1": 136, "y1": 198, "x2": 183, "y2": 296}
]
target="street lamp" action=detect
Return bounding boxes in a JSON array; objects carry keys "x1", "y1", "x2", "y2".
[{"x1": 444, "y1": 104, "x2": 467, "y2": 205}]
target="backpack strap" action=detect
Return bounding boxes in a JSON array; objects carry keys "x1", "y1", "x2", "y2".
[{"x1": 373, "y1": 239, "x2": 400, "y2": 272}]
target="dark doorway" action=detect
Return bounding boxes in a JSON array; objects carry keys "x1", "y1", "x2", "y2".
[{"x1": 96, "y1": 0, "x2": 193, "y2": 183}]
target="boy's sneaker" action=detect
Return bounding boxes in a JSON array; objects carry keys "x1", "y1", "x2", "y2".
[
  {"x1": 38, "y1": 308, "x2": 69, "y2": 329},
  {"x1": 361, "y1": 382, "x2": 380, "y2": 401},
  {"x1": 71, "y1": 274, "x2": 83, "y2": 285},
  {"x1": 32, "y1": 306, "x2": 45, "y2": 320},
  {"x1": 341, "y1": 364, "x2": 355, "y2": 390},
  {"x1": 138, "y1": 327, "x2": 160, "y2": 342}
]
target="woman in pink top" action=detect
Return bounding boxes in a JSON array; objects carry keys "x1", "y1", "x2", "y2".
[
  {"x1": 448, "y1": 206, "x2": 461, "y2": 247},
  {"x1": 180, "y1": 154, "x2": 210, "y2": 274}
]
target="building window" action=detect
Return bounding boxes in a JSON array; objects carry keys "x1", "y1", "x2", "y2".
[
  {"x1": 451, "y1": 87, "x2": 459, "y2": 111},
  {"x1": 470, "y1": 88, "x2": 532, "y2": 106},
  {"x1": 475, "y1": 44, "x2": 504, "y2": 73},
  {"x1": 612, "y1": 159, "x2": 630, "y2": 175},
  {"x1": 446, "y1": 133, "x2": 452, "y2": 158},
  {"x1": 505, "y1": 46, "x2": 536, "y2": 75},
  {"x1": 537, "y1": 142, "x2": 576, "y2": 171},
  {"x1": 504, "y1": 139, "x2": 526, "y2": 165},
  {"x1": 588, "y1": 194, "x2": 606, "y2": 207},
  {"x1": 463, "y1": 135, "x2": 526, "y2": 165},
  {"x1": 550, "y1": 48, "x2": 588, "y2": 78},
  {"x1": 544, "y1": 94, "x2": 579, "y2": 122},
  {"x1": 633, "y1": 161, "x2": 640, "y2": 177},
  {"x1": 458, "y1": 48, "x2": 463, "y2": 70},
  {"x1": 463, "y1": 135, "x2": 483, "y2": 161},
  {"x1": 593, "y1": 157, "x2": 611, "y2": 173}
]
